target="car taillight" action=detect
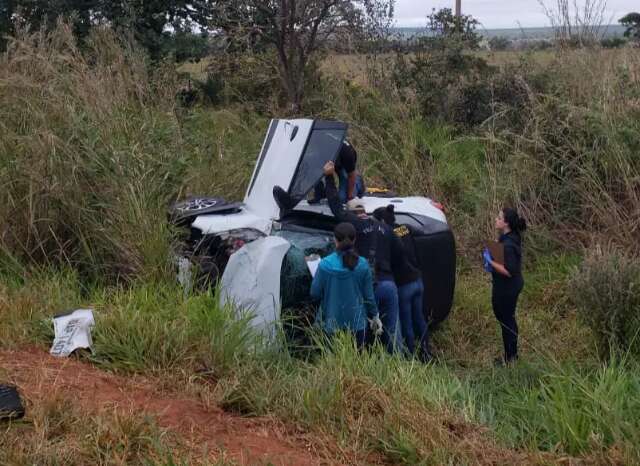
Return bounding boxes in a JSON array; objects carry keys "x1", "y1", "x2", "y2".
[{"x1": 430, "y1": 200, "x2": 445, "y2": 212}]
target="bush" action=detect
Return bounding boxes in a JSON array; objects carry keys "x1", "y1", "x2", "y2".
[
  {"x1": 569, "y1": 247, "x2": 640, "y2": 360},
  {"x1": 601, "y1": 36, "x2": 627, "y2": 48},
  {"x1": 203, "y1": 52, "x2": 282, "y2": 112},
  {"x1": 393, "y1": 44, "x2": 495, "y2": 127},
  {"x1": 489, "y1": 36, "x2": 512, "y2": 51}
]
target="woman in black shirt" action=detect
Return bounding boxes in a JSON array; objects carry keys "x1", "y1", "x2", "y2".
[
  {"x1": 374, "y1": 205, "x2": 432, "y2": 362},
  {"x1": 484, "y1": 207, "x2": 526, "y2": 365}
]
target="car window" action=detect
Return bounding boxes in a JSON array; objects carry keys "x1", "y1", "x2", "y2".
[
  {"x1": 288, "y1": 129, "x2": 345, "y2": 200},
  {"x1": 394, "y1": 213, "x2": 424, "y2": 229}
]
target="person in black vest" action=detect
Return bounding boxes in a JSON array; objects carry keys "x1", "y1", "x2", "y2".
[
  {"x1": 374, "y1": 205, "x2": 432, "y2": 362},
  {"x1": 483, "y1": 207, "x2": 527, "y2": 365}
]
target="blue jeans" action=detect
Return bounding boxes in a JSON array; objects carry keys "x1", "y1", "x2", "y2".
[
  {"x1": 375, "y1": 280, "x2": 400, "y2": 354},
  {"x1": 398, "y1": 279, "x2": 430, "y2": 358},
  {"x1": 338, "y1": 169, "x2": 365, "y2": 203},
  {"x1": 313, "y1": 169, "x2": 365, "y2": 204}
]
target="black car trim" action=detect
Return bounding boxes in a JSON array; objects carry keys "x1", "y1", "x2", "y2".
[{"x1": 312, "y1": 120, "x2": 349, "y2": 131}]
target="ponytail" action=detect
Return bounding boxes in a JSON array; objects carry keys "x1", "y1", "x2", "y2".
[
  {"x1": 503, "y1": 207, "x2": 527, "y2": 234},
  {"x1": 373, "y1": 204, "x2": 396, "y2": 225},
  {"x1": 334, "y1": 222, "x2": 358, "y2": 270}
]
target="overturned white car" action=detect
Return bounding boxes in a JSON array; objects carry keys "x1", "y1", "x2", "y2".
[{"x1": 171, "y1": 119, "x2": 456, "y2": 336}]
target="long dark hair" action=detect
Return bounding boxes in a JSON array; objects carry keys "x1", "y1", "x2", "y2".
[
  {"x1": 334, "y1": 222, "x2": 358, "y2": 270},
  {"x1": 503, "y1": 207, "x2": 527, "y2": 234}
]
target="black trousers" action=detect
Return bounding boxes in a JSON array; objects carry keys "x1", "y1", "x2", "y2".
[{"x1": 492, "y1": 282, "x2": 523, "y2": 361}]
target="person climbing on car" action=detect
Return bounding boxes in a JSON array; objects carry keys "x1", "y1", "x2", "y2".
[
  {"x1": 310, "y1": 222, "x2": 383, "y2": 349},
  {"x1": 483, "y1": 207, "x2": 527, "y2": 366},
  {"x1": 373, "y1": 205, "x2": 433, "y2": 363},
  {"x1": 310, "y1": 140, "x2": 365, "y2": 204},
  {"x1": 322, "y1": 161, "x2": 400, "y2": 354}
]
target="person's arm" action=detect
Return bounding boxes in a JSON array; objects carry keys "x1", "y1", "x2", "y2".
[
  {"x1": 347, "y1": 170, "x2": 357, "y2": 200},
  {"x1": 310, "y1": 264, "x2": 326, "y2": 300},
  {"x1": 490, "y1": 260, "x2": 512, "y2": 277},
  {"x1": 360, "y1": 266, "x2": 378, "y2": 319},
  {"x1": 489, "y1": 244, "x2": 512, "y2": 277},
  {"x1": 493, "y1": 244, "x2": 518, "y2": 278}
]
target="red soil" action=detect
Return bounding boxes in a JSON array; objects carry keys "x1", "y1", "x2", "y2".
[{"x1": 0, "y1": 347, "x2": 330, "y2": 465}]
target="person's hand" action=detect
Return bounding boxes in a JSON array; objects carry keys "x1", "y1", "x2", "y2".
[
  {"x1": 323, "y1": 161, "x2": 335, "y2": 176},
  {"x1": 482, "y1": 248, "x2": 493, "y2": 272},
  {"x1": 369, "y1": 314, "x2": 383, "y2": 336}
]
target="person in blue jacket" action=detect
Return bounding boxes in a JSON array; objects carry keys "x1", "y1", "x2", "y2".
[
  {"x1": 311, "y1": 222, "x2": 383, "y2": 348},
  {"x1": 483, "y1": 207, "x2": 527, "y2": 365}
]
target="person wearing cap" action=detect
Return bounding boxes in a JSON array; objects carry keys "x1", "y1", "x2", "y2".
[
  {"x1": 322, "y1": 161, "x2": 400, "y2": 353},
  {"x1": 374, "y1": 205, "x2": 432, "y2": 362}
]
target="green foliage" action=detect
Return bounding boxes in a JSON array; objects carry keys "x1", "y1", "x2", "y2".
[
  {"x1": 164, "y1": 31, "x2": 211, "y2": 63},
  {"x1": 394, "y1": 44, "x2": 495, "y2": 127},
  {"x1": 91, "y1": 284, "x2": 257, "y2": 376},
  {"x1": 201, "y1": 52, "x2": 283, "y2": 111},
  {"x1": 600, "y1": 36, "x2": 627, "y2": 48},
  {"x1": 489, "y1": 36, "x2": 512, "y2": 51},
  {"x1": 0, "y1": 268, "x2": 258, "y2": 376},
  {"x1": 569, "y1": 247, "x2": 640, "y2": 360},
  {"x1": 620, "y1": 12, "x2": 640, "y2": 41},
  {"x1": 423, "y1": 8, "x2": 481, "y2": 49},
  {"x1": 6, "y1": 0, "x2": 214, "y2": 59},
  {"x1": 472, "y1": 359, "x2": 640, "y2": 460}
]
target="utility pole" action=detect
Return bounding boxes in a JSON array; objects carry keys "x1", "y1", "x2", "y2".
[{"x1": 455, "y1": 0, "x2": 462, "y2": 33}]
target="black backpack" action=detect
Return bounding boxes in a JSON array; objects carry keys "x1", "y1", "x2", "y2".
[{"x1": 0, "y1": 384, "x2": 25, "y2": 420}]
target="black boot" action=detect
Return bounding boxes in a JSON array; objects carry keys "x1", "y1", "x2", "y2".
[{"x1": 273, "y1": 185, "x2": 298, "y2": 211}]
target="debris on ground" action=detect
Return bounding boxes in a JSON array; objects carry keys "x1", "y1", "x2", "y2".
[
  {"x1": 0, "y1": 384, "x2": 25, "y2": 421},
  {"x1": 50, "y1": 309, "x2": 95, "y2": 357}
]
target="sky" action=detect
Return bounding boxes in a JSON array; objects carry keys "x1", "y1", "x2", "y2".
[{"x1": 393, "y1": 0, "x2": 638, "y2": 29}]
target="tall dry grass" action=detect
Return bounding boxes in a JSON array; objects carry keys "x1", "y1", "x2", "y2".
[
  {"x1": 0, "y1": 23, "x2": 184, "y2": 282},
  {"x1": 316, "y1": 47, "x2": 640, "y2": 256}
]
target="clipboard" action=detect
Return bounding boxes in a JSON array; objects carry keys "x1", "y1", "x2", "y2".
[{"x1": 485, "y1": 240, "x2": 505, "y2": 265}]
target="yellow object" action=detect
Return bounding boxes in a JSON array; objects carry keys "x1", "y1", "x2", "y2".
[{"x1": 366, "y1": 187, "x2": 390, "y2": 194}]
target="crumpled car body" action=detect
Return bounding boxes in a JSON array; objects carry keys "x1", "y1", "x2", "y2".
[{"x1": 172, "y1": 119, "x2": 456, "y2": 336}]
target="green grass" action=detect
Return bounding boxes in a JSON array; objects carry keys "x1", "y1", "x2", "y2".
[
  {"x1": 2, "y1": 23, "x2": 640, "y2": 465},
  {"x1": 2, "y1": 257, "x2": 640, "y2": 464}
]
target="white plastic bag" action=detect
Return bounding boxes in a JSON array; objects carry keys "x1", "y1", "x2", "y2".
[{"x1": 50, "y1": 309, "x2": 95, "y2": 357}]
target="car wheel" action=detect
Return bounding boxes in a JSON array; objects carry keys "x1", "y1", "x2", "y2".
[{"x1": 168, "y1": 197, "x2": 240, "y2": 226}]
